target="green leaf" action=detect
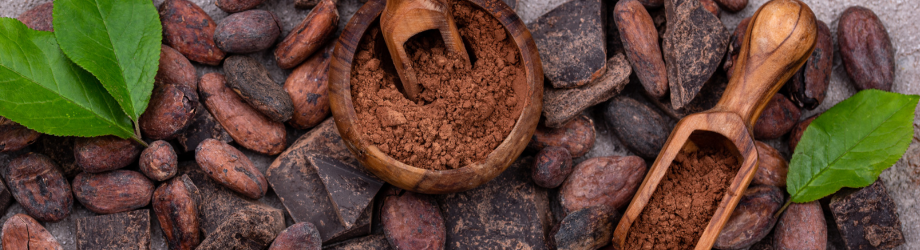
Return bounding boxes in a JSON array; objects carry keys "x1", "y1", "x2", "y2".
[
  {"x1": 52, "y1": 0, "x2": 161, "y2": 122},
  {"x1": 786, "y1": 89, "x2": 918, "y2": 203},
  {"x1": 0, "y1": 18, "x2": 135, "y2": 139}
]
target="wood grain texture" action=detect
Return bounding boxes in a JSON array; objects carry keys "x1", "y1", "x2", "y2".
[
  {"x1": 328, "y1": 0, "x2": 542, "y2": 194},
  {"x1": 612, "y1": 0, "x2": 817, "y2": 249}
]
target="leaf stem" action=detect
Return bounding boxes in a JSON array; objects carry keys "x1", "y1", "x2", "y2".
[
  {"x1": 774, "y1": 199, "x2": 793, "y2": 218},
  {"x1": 131, "y1": 120, "x2": 148, "y2": 147}
]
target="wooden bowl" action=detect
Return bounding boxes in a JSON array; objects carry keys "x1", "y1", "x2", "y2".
[{"x1": 328, "y1": 0, "x2": 543, "y2": 194}]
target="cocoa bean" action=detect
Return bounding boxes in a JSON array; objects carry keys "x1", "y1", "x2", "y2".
[
  {"x1": 532, "y1": 146, "x2": 573, "y2": 189},
  {"x1": 714, "y1": 185, "x2": 784, "y2": 250},
  {"x1": 603, "y1": 96, "x2": 672, "y2": 159},
  {"x1": 1, "y1": 214, "x2": 62, "y2": 250},
  {"x1": 838, "y1": 6, "x2": 895, "y2": 91},
  {"x1": 381, "y1": 191, "x2": 446, "y2": 250},
  {"x1": 774, "y1": 201, "x2": 827, "y2": 250},
  {"x1": 723, "y1": 17, "x2": 751, "y2": 80},
  {"x1": 752, "y1": 141, "x2": 787, "y2": 187},
  {"x1": 0, "y1": 116, "x2": 40, "y2": 153},
  {"x1": 199, "y1": 73, "x2": 286, "y2": 155},
  {"x1": 214, "y1": 10, "x2": 281, "y2": 54},
  {"x1": 156, "y1": 44, "x2": 198, "y2": 91},
  {"x1": 74, "y1": 135, "x2": 142, "y2": 173},
  {"x1": 714, "y1": 0, "x2": 747, "y2": 13},
  {"x1": 788, "y1": 114, "x2": 818, "y2": 151},
  {"x1": 701, "y1": 0, "x2": 721, "y2": 18},
  {"x1": 32, "y1": 135, "x2": 81, "y2": 178},
  {"x1": 615, "y1": 0, "x2": 668, "y2": 99},
  {"x1": 529, "y1": 115, "x2": 595, "y2": 158},
  {"x1": 16, "y1": 2, "x2": 53, "y2": 32},
  {"x1": 560, "y1": 156, "x2": 646, "y2": 213},
  {"x1": 286, "y1": 45, "x2": 333, "y2": 130},
  {"x1": 153, "y1": 175, "x2": 202, "y2": 250},
  {"x1": 139, "y1": 140, "x2": 178, "y2": 182},
  {"x1": 72, "y1": 170, "x2": 155, "y2": 214},
  {"x1": 195, "y1": 138, "x2": 268, "y2": 199},
  {"x1": 753, "y1": 93, "x2": 800, "y2": 140},
  {"x1": 4, "y1": 153, "x2": 72, "y2": 222},
  {"x1": 216, "y1": 0, "x2": 264, "y2": 13},
  {"x1": 553, "y1": 205, "x2": 617, "y2": 250},
  {"x1": 140, "y1": 83, "x2": 199, "y2": 140},
  {"x1": 784, "y1": 20, "x2": 831, "y2": 110},
  {"x1": 223, "y1": 55, "x2": 294, "y2": 123},
  {"x1": 268, "y1": 222, "x2": 322, "y2": 250},
  {"x1": 274, "y1": 0, "x2": 338, "y2": 69},
  {"x1": 159, "y1": 0, "x2": 226, "y2": 65}
]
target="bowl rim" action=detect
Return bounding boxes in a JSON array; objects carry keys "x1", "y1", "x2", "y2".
[{"x1": 327, "y1": 0, "x2": 543, "y2": 194}]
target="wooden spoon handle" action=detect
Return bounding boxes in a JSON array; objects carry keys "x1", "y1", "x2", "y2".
[{"x1": 713, "y1": 0, "x2": 816, "y2": 129}]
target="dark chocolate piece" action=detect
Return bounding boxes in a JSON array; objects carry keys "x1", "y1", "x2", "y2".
[{"x1": 75, "y1": 210, "x2": 151, "y2": 250}]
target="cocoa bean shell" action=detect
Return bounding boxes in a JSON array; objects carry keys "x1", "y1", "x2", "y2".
[
  {"x1": 72, "y1": 170, "x2": 155, "y2": 214},
  {"x1": 0, "y1": 117, "x2": 40, "y2": 153},
  {"x1": 784, "y1": 20, "x2": 831, "y2": 110},
  {"x1": 560, "y1": 156, "x2": 646, "y2": 213},
  {"x1": 4, "y1": 153, "x2": 73, "y2": 222},
  {"x1": 139, "y1": 140, "x2": 178, "y2": 182},
  {"x1": 223, "y1": 55, "x2": 294, "y2": 123},
  {"x1": 195, "y1": 138, "x2": 268, "y2": 199},
  {"x1": 714, "y1": 185, "x2": 785, "y2": 250},
  {"x1": 1, "y1": 213, "x2": 63, "y2": 250},
  {"x1": 74, "y1": 135, "x2": 142, "y2": 173},
  {"x1": 529, "y1": 115, "x2": 595, "y2": 158},
  {"x1": 268, "y1": 222, "x2": 322, "y2": 250},
  {"x1": 156, "y1": 44, "x2": 198, "y2": 92},
  {"x1": 216, "y1": 0, "x2": 265, "y2": 13},
  {"x1": 199, "y1": 73, "x2": 287, "y2": 155},
  {"x1": 286, "y1": 45, "x2": 333, "y2": 130},
  {"x1": 159, "y1": 0, "x2": 225, "y2": 65},
  {"x1": 214, "y1": 10, "x2": 282, "y2": 54},
  {"x1": 274, "y1": 0, "x2": 338, "y2": 69},
  {"x1": 838, "y1": 6, "x2": 896, "y2": 91},
  {"x1": 752, "y1": 141, "x2": 787, "y2": 187},
  {"x1": 381, "y1": 191, "x2": 446, "y2": 250},
  {"x1": 16, "y1": 2, "x2": 53, "y2": 32},
  {"x1": 753, "y1": 93, "x2": 801, "y2": 140},
  {"x1": 140, "y1": 83, "x2": 199, "y2": 140},
  {"x1": 773, "y1": 201, "x2": 827, "y2": 250},
  {"x1": 153, "y1": 175, "x2": 202, "y2": 250},
  {"x1": 532, "y1": 146, "x2": 573, "y2": 189}
]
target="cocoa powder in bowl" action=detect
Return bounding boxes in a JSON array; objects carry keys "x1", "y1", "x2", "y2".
[
  {"x1": 350, "y1": 0, "x2": 525, "y2": 170},
  {"x1": 625, "y1": 144, "x2": 740, "y2": 249}
]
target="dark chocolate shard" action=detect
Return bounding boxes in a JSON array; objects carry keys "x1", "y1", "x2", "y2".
[
  {"x1": 528, "y1": 0, "x2": 606, "y2": 89},
  {"x1": 829, "y1": 180, "x2": 905, "y2": 250},
  {"x1": 75, "y1": 210, "x2": 152, "y2": 250},
  {"x1": 662, "y1": 0, "x2": 729, "y2": 109}
]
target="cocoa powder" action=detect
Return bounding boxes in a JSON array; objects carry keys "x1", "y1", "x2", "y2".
[
  {"x1": 351, "y1": 0, "x2": 524, "y2": 170},
  {"x1": 625, "y1": 145, "x2": 740, "y2": 249}
]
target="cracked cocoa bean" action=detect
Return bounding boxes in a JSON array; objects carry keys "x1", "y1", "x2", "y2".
[
  {"x1": 159, "y1": 0, "x2": 225, "y2": 65},
  {"x1": 195, "y1": 138, "x2": 268, "y2": 199},
  {"x1": 214, "y1": 10, "x2": 281, "y2": 54},
  {"x1": 784, "y1": 20, "x2": 831, "y2": 110},
  {"x1": 72, "y1": 170, "x2": 155, "y2": 214},
  {"x1": 714, "y1": 185, "x2": 784, "y2": 250},
  {"x1": 532, "y1": 146, "x2": 573, "y2": 188},
  {"x1": 223, "y1": 55, "x2": 294, "y2": 123},
  {"x1": 774, "y1": 201, "x2": 827, "y2": 250},
  {"x1": 529, "y1": 115, "x2": 595, "y2": 158},
  {"x1": 74, "y1": 135, "x2": 142, "y2": 173},
  {"x1": 753, "y1": 93, "x2": 800, "y2": 140},
  {"x1": 153, "y1": 175, "x2": 201, "y2": 250},
  {"x1": 1, "y1": 213, "x2": 62, "y2": 250},
  {"x1": 139, "y1": 140, "x2": 178, "y2": 182},
  {"x1": 753, "y1": 141, "x2": 787, "y2": 187},
  {"x1": 4, "y1": 153, "x2": 72, "y2": 222},
  {"x1": 140, "y1": 83, "x2": 199, "y2": 140},
  {"x1": 838, "y1": 6, "x2": 895, "y2": 91}
]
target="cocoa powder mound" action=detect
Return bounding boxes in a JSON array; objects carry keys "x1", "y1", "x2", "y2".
[
  {"x1": 625, "y1": 145, "x2": 740, "y2": 249},
  {"x1": 350, "y1": 0, "x2": 524, "y2": 170}
]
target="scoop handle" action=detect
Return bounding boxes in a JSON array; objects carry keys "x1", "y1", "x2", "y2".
[{"x1": 713, "y1": 0, "x2": 816, "y2": 129}]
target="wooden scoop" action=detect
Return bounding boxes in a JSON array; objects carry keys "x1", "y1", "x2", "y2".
[
  {"x1": 612, "y1": 0, "x2": 817, "y2": 249},
  {"x1": 380, "y1": 0, "x2": 471, "y2": 102}
]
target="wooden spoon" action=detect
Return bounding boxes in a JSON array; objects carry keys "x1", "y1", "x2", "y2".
[
  {"x1": 612, "y1": 0, "x2": 817, "y2": 249},
  {"x1": 380, "y1": 0, "x2": 471, "y2": 102}
]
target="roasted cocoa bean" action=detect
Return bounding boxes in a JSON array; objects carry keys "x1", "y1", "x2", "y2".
[
  {"x1": 286, "y1": 45, "x2": 333, "y2": 130},
  {"x1": 554, "y1": 205, "x2": 617, "y2": 250},
  {"x1": 529, "y1": 115, "x2": 596, "y2": 158},
  {"x1": 216, "y1": 0, "x2": 264, "y2": 13},
  {"x1": 223, "y1": 55, "x2": 294, "y2": 122},
  {"x1": 788, "y1": 114, "x2": 818, "y2": 151},
  {"x1": 4, "y1": 153, "x2": 72, "y2": 222},
  {"x1": 532, "y1": 146, "x2": 573, "y2": 189},
  {"x1": 72, "y1": 170, "x2": 155, "y2": 214},
  {"x1": 701, "y1": 0, "x2": 721, "y2": 18},
  {"x1": 0, "y1": 116, "x2": 40, "y2": 153},
  {"x1": 275, "y1": 0, "x2": 338, "y2": 69},
  {"x1": 1, "y1": 213, "x2": 62, "y2": 250},
  {"x1": 153, "y1": 175, "x2": 202, "y2": 250},
  {"x1": 838, "y1": 6, "x2": 896, "y2": 91},
  {"x1": 724, "y1": 17, "x2": 750, "y2": 80},
  {"x1": 140, "y1": 83, "x2": 199, "y2": 140},
  {"x1": 784, "y1": 20, "x2": 831, "y2": 110},
  {"x1": 753, "y1": 93, "x2": 800, "y2": 140},
  {"x1": 560, "y1": 156, "x2": 646, "y2": 213},
  {"x1": 714, "y1": 185, "x2": 785, "y2": 250},
  {"x1": 774, "y1": 201, "x2": 827, "y2": 250},
  {"x1": 195, "y1": 138, "x2": 268, "y2": 199},
  {"x1": 714, "y1": 0, "x2": 746, "y2": 12},
  {"x1": 615, "y1": 0, "x2": 668, "y2": 99},
  {"x1": 753, "y1": 141, "x2": 787, "y2": 187},
  {"x1": 156, "y1": 44, "x2": 198, "y2": 91},
  {"x1": 159, "y1": 0, "x2": 226, "y2": 65},
  {"x1": 268, "y1": 222, "x2": 322, "y2": 250},
  {"x1": 604, "y1": 96, "x2": 672, "y2": 159},
  {"x1": 17, "y1": 2, "x2": 53, "y2": 32},
  {"x1": 199, "y1": 73, "x2": 286, "y2": 155},
  {"x1": 214, "y1": 10, "x2": 281, "y2": 54},
  {"x1": 139, "y1": 140, "x2": 178, "y2": 182},
  {"x1": 74, "y1": 135, "x2": 141, "y2": 173},
  {"x1": 381, "y1": 191, "x2": 446, "y2": 250}
]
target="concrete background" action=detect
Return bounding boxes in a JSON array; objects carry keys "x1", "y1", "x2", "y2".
[{"x1": 0, "y1": 0, "x2": 918, "y2": 249}]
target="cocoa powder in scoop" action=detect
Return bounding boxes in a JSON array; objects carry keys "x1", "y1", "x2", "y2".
[
  {"x1": 625, "y1": 145, "x2": 740, "y2": 249},
  {"x1": 350, "y1": 0, "x2": 525, "y2": 170}
]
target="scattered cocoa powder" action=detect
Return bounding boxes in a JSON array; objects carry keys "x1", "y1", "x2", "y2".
[
  {"x1": 350, "y1": 0, "x2": 524, "y2": 170},
  {"x1": 625, "y1": 145, "x2": 740, "y2": 250}
]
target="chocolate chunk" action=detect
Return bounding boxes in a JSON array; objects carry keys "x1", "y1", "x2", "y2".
[
  {"x1": 176, "y1": 103, "x2": 234, "y2": 153},
  {"x1": 553, "y1": 205, "x2": 618, "y2": 250},
  {"x1": 76, "y1": 210, "x2": 152, "y2": 250},
  {"x1": 196, "y1": 205, "x2": 286, "y2": 250},
  {"x1": 528, "y1": 0, "x2": 606, "y2": 89},
  {"x1": 604, "y1": 96, "x2": 673, "y2": 159},
  {"x1": 543, "y1": 53, "x2": 632, "y2": 127},
  {"x1": 829, "y1": 180, "x2": 905, "y2": 249},
  {"x1": 436, "y1": 157, "x2": 549, "y2": 249},
  {"x1": 662, "y1": 0, "x2": 730, "y2": 109}
]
